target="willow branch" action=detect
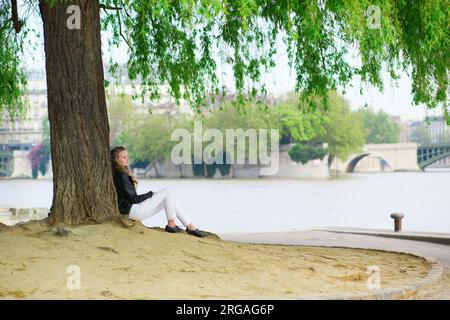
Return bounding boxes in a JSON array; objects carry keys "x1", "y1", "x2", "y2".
[
  {"x1": 101, "y1": 7, "x2": 132, "y2": 51},
  {"x1": 116, "y1": 10, "x2": 132, "y2": 51},
  {"x1": 99, "y1": 4, "x2": 122, "y2": 11},
  {"x1": 11, "y1": 0, "x2": 24, "y2": 33}
]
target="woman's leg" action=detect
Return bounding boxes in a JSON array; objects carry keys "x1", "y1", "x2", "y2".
[
  {"x1": 129, "y1": 189, "x2": 174, "y2": 222},
  {"x1": 167, "y1": 191, "x2": 193, "y2": 228},
  {"x1": 158, "y1": 188, "x2": 193, "y2": 227},
  {"x1": 129, "y1": 188, "x2": 193, "y2": 228}
]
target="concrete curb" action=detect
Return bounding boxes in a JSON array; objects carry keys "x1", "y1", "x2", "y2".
[
  {"x1": 300, "y1": 256, "x2": 444, "y2": 300},
  {"x1": 314, "y1": 228, "x2": 450, "y2": 246}
]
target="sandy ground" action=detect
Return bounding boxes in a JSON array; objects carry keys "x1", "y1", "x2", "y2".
[{"x1": 0, "y1": 219, "x2": 431, "y2": 300}]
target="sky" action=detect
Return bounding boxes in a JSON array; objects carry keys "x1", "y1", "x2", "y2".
[{"x1": 22, "y1": 7, "x2": 440, "y2": 122}]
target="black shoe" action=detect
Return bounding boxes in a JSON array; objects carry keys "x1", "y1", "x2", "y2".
[
  {"x1": 165, "y1": 225, "x2": 183, "y2": 233},
  {"x1": 186, "y1": 228, "x2": 207, "y2": 238}
]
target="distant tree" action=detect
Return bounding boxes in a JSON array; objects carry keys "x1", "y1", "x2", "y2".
[
  {"x1": 357, "y1": 108, "x2": 400, "y2": 143},
  {"x1": 107, "y1": 95, "x2": 137, "y2": 146},
  {"x1": 121, "y1": 114, "x2": 190, "y2": 177},
  {"x1": 204, "y1": 102, "x2": 278, "y2": 170},
  {"x1": 317, "y1": 92, "x2": 366, "y2": 161},
  {"x1": 272, "y1": 94, "x2": 324, "y2": 143},
  {"x1": 28, "y1": 144, "x2": 50, "y2": 179},
  {"x1": 272, "y1": 92, "x2": 366, "y2": 163}
]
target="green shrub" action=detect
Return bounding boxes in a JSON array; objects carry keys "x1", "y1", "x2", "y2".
[{"x1": 288, "y1": 144, "x2": 328, "y2": 164}]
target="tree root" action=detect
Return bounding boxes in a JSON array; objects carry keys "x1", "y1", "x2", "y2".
[
  {"x1": 119, "y1": 214, "x2": 135, "y2": 229},
  {"x1": 56, "y1": 226, "x2": 72, "y2": 237}
]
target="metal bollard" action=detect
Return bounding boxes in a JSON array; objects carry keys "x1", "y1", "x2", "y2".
[{"x1": 390, "y1": 213, "x2": 404, "y2": 232}]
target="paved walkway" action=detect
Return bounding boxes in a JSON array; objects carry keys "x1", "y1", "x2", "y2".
[
  {"x1": 218, "y1": 229, "x2": 450, "y2": 299},
  {"x1": 313, "y1": 227, "x2": 450, "y2": 246}
]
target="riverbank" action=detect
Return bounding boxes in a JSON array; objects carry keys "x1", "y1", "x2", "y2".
[{"x1": 0, "y1": 219, "x2": 431, "y2": 299}]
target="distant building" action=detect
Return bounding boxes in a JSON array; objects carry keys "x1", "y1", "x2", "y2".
[
  {"x1": 104, "y1": 65, "x2": 194, "y2": 116},
  {"x1": 410, "y1": 116, "x2": 450, "y2": 167},
  {"x1": 104, "y1": 64, "x2": 289, "y2": 117},
  {"x1": 1, "y1": 66, "x2": 198, "y2": 154},
  {"x1": 0, "y1": 69, "x2": 47, "y2": 152},
  {"x1": 424, "y1": 116, "x2": 450, "y2": 144},
  {"x1": 410, "y1": 116, "x2": 450, "y2": 145}
]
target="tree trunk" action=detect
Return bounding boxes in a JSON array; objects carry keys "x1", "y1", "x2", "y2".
[
  {"x1": 39, "y1": 0, "x2": 119, "y2": 225},
  {"x1": 327, "y1": 154, "x2": 335, "y2": 168},
  {"x1": 154, "y1": 159, "x2": 161, "y2": 177},
  {"x1": 178, "y1": 164, "x2": 183, "y2": 178}
]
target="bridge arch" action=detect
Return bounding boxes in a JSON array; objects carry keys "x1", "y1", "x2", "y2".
[
  {"x1": 345, "y1": 153, "x2": 391, "y2": 173},
  {"x1": 418, "y1": 151, "x2": 450, "y2": 169}
]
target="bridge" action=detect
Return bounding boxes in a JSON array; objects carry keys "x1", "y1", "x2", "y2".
[
  {"x1": 417, "y1": 144, "x2": 450, "y2": 169},
  {"x1": 0, "y1": 150, "x2": 13, "y2": 176},
  {"x1": 331, "y1": 143, "x2": 450, "y2": 173},
  {"x1": 330, "y1": 143, "x2": 416, "y2": 173}
]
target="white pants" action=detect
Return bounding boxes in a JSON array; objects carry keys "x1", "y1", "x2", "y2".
[{"x1": 129, "y1": 188, "x2": 192, "y2": 227}]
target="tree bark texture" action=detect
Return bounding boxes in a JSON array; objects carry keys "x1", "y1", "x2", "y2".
[{"x1": 39, "y1": 0, "x2": 119, "y2": 225}]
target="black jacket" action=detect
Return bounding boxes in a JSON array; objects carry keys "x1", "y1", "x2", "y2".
[{"x1": 113, "y1": 170, "x2": 153, "y2": 215}]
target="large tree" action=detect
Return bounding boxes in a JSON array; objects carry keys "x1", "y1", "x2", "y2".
[
  {"x1": 0, "y1": 0, "x2": 448, "y2": 225},
  {"x1": 317, "y1": 92, "x2": 366, "y2": 161},
  {"x1": 356, "y1": 107, "x2": 400, "y2": 144}
]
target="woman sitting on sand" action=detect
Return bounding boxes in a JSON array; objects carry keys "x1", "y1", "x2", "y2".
[{"x1": 111, "y1": 146, "x2": 207, "y2": 238}]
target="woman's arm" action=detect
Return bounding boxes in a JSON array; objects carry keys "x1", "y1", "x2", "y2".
[{"x1": 116, "y1": 172, "x2": 153, "y2": 204}]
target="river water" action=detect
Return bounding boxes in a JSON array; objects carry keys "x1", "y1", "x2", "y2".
[{"x1": 0, "y1": 169, "x2": 449, "y2": 233}]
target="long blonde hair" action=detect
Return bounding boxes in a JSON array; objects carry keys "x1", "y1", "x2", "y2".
[{"x1": 111, "y1": 146, "x2": 138, "y2": 186}]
